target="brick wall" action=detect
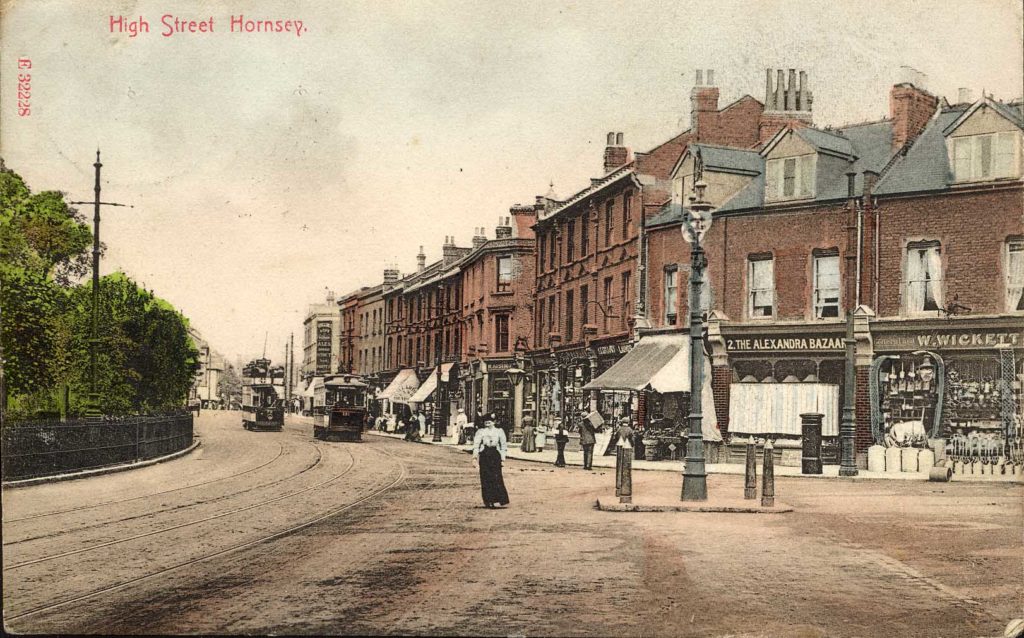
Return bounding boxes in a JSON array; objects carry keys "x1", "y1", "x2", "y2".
[
  {"x1": 711, "y1": 364, "x2": 732, "y2": 437},
  {"x1": 890, "y1": 84, "x2": 938, "y2": 151},
  {"x1": 855, "y1": 365, "x2": 872, "y2": 453},
  {"x1": 876, "y1": 187, "x2": 1024, "y2": 317}
]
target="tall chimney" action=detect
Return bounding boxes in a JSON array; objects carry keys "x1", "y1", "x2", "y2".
[
  {"x1": 691, "y1": 69, "x2": 719, "y2": 139},
  {"x1": 495, "y1": 216, "x2": 513, "y2": 239},
  {"x1": 416, "y1": 246, "x2": 425, "y2": 272},
  {"x1": 776, "y1": 69, "x2": 785, "y2": 110},
  {"x1": 510, "y1": 202, "x2": 537, "y2": 240},
  {"x1": 603, "y1": 131, "x2": 630, "y2": 174},
  {"x1": 472, "y1": 228, "x2": 487, "y2": 249},
  {"x1": 890, "y1": 83, "x2": 938, "y2": 151},
  {"x1": 383, "y1": 268, "x2": 400, "y2": 285},
  {"x1": 798, "y1": 71, "x2": 807, "y2": 110},
  {"x1": 442, "y1": 235, "x2": 460, "y2": 265}
]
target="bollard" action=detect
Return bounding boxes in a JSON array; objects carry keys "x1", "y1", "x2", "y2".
[
  {"x1": 799, "y1": 413, "x2": 824, "y2": 474},
  {"x1": 744, "y1": 440, "x2": 757, "y2": 499},
  {"x1": 619, "y1": 445, "x2": 632, "y2": 504},
  {"x1": 761, "y1": 439, "x2": 775, "y2": 507},
  {"x1": 615, "y1": 445, "x2": 623, "y2": 497}
]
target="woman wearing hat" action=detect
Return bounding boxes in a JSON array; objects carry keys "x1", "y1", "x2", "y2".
[{"x1": 472, "y1": 413, "x2": 510, "y2": 508}]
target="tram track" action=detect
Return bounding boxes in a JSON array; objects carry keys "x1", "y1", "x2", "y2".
[
  {"x1": 5, "y1": 440, "x2": 347, "y2": 570},
  {"x1": 2, "y1": 438, "x2": 288, "y2": 524},
  {"x1": 3, "y1": 441, "x2": 325, "y2": 548},
  {"x1": 5, "y1": 443, "x2": 408, "y2": 624}
]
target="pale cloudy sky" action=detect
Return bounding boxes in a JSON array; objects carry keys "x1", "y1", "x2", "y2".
[{"x1": 2, "y1": 0, "x2": 1021, "y2": 364}]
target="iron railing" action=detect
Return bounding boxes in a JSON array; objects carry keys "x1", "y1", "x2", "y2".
[{"x1": 1, "y1": 414, "x2": 194, "y2": 481}]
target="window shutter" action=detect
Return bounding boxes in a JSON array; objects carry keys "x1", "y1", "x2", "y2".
[
  {"x1": 994, "y1": 132, "x2": 1017, "y2": 178},
  {"x1": 765, "y1": 159, "x2": 780, "y2": 201},
  {"x1": 799, "y1": 155, "x2": 815, "y2": 198},
  {"x1": 952, "y1": 137, "x2": 971, "y2": 181}
]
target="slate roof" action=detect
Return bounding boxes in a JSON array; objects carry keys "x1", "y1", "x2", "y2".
[
  {"x1": 873, "y1": 107, "x2": 965, "y2": 195},
  {"x1": 690, "y1": 143, "x2": 762, "y2": 175},
  {"x1": 793, "y1": 127, "x2": 856, "y2": 159}
]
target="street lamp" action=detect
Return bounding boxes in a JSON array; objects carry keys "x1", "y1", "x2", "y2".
[
  {"x1": 680, "y1": 180, "x2": 712, "y2": 501},
  {"x1": 432, "y1": 362, "x2": 444, "y2": 442},
  {"x1": 839, "y1": 314, "x2": 859, "y2": 476}
]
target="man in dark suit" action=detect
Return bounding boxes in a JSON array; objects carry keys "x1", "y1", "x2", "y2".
[{"x1": 578, "y1": 411, "x2": 597, "y2": 470}]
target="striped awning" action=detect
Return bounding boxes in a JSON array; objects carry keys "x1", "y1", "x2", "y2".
[
  {"x1": 378, "y1": 368, "x2": 420, "y2": 403},
  {"x1": 583, "y1": 334, "x2": 690, "y2": 393}
]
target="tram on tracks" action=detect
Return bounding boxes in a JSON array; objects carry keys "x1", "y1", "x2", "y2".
[
  {"x1": 313, "y1": 375, "x2": 367, "y2": 441},
  {"x1": 241, "y1": 358, "x2": 285, "y2": 431}
]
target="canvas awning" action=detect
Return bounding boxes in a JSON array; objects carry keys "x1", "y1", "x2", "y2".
[
  {"x1": 583, "y1": 334, "x2": 691, "y2": 393},
  {"x1": 729, "y1": 383, "x2": 839, "y2": 436},
  {"x1": 377, "y1": 368, "x2": 420, "y2": 403},
  {"x1": 301, "y1": 378, "x2": 321, "y2": 398},
  {"x1": 408, "y1": 369, "x2": 439, "y2": 403}
]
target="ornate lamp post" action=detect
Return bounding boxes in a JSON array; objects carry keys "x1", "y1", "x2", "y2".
[
  {"x1": 839, "y1": 313, "x2": 859, "y2": 476},
  {"x1": 507, "y1": 363, "x2": 525, "y2": 438},
  {"x1": 680, "y1": 180, "x2": 712, "y2": 501}
]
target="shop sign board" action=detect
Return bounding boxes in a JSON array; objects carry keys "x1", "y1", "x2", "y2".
[
  {"x1": 316, "y1": 320, "x2": 333, "y2": 373},
  {"x1": 725, "y1": 334, "x2": 844, "y2": 352},
  {"x1": 874, "y1": 329, "x2": 1022, "y2": 351}
]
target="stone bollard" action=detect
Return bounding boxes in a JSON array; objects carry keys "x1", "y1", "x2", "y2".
[
  {"x1": 618, "y1": 440, "x2": 633, "y2": 504},
  {"x1": 615, "y1": 445, "x2": 623, "y2": 497},
  {"x1": 744, "y1": 440, "x2": 758, "y2": 499},
  {"x1": 761, "y1": 439, "x2": 775, "y2": 508},
  {"x1": 800, "y1": 413, "x2": 824, "y2": 474},
  {"x1": 619, "y1": 446, "x2": 633, "y2": 504}
]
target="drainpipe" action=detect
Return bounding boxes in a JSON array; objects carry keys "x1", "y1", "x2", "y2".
[{"x1": 873, "y1": 195, "x2": 880, "y2": 312}]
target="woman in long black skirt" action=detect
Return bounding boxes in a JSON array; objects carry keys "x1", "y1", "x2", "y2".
[{"x1": 472, "y1": 416, "x2": 509, "y2": 508}]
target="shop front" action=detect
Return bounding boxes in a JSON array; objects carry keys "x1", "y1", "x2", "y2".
[
  {"x1": 871, "y1": 320, "x2": 1023, "y2": 469},
  {"x1": 407, "y1": 363, "x2": 458, "y2": 438},
  {"x1": 585, "y1": 333, "x2": 719, "y2": 461},
  {"x1": 720, "y1": 326, "x2": 847, "y2": 465},
  {"x1": 376, "y1": 368, "x2": 420, "y2": 427}
]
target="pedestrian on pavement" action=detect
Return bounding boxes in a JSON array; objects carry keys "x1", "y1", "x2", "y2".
[
  {"x1": 535, "y1": 418, "x2": 547, "y2": 452},
  {"x1": 553, "y1": 420, "x2": 569, "y2": 467},
  {"x1": 472, "y1": 416, "x2": 509, "y2": 508},
  {"x1": 455, "y1": 408, "x2": 468, "y2": 445},
  {"x1": 578, "y1": 411, "x2": 598, "y2": 470},
  {"x1": 417, "y1": 410, "x2": 427, "y2": 439},
  {"x1": 521, "y1": 414, "x2": 536, "y2": 452}
]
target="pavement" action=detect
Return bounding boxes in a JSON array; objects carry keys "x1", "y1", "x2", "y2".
[{"x1": 364, "y1": 428, "x2": 1024, "y2": 483}]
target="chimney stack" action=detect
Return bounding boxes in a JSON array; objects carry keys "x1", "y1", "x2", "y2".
[
  {"x1": 383, "y1": 267, "x2": 400, "y2": 285},
  {"x1": 890, "y1": 83, "x2": 938, "y2": 151},
  {"x1": 766, "y1": 68, "x2": 812, "y2": 113},
  {"x1": 442, "y1": 235, "x2": 460, "y2": 265},
  {"x1": 957, "y1": 87, "x2": 974, "y2": 104},
  {"x1": 603, "y1": 131, "x2": 630, "y2": 174},
  {"x1": 472, "y1": 227, "x2": 487, "y2": 249},
  {"x1": 416, "y1": 246, "x2": 425, "y2": 272},
  {"x1": 510, "y1": 202, "x2": 537, "y2": 240},
  {"x1": 690, "y1": 68, "x2": 720, "y2": 139},
  {"x1": 495, "y1": 216, "x2": 513, "y2": 239}
]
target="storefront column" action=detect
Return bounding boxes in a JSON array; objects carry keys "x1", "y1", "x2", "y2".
[
  {"x1": 853, "y1": 306, "x2": 876, "y2": 462},
  {"x1": 588, "y1": 351, "x2": 599, "y2": 413},
  {"x1": 707, "y1": 311, "x2": 731, "y2": 438}
]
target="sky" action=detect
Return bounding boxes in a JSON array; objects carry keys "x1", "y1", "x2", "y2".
[{"x1": 2, "y1": 0, "x2": 1022, "y2": 364}]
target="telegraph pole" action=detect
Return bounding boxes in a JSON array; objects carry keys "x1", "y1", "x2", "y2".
[{"x1": 69, "y1": 150, "x2": 133, "y2": 420}]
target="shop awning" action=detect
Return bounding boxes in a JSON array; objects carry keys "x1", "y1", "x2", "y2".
[
  {"x1": 408, "y1": 369, "x2": 439, "y2": 403},
  {"x1": 377, "y1": 368, "x2": 420, "y2": 403},
  {"x1": 729, "y1": 383, "x2": 839, "y2": 437},
  {"x1": 301, "y1": 378, "x2": 321, "y2": 398},
  {"x1": 583, "y1": 334, "x2": 691, "y2": 393}
]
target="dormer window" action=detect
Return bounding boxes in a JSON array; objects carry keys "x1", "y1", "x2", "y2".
[
  {"x1": 765, "y1": 154, "x2": 816, "y2": 202},
  {"x1": 950, "y1": 132, "x2": 1020, "y2": 182}
]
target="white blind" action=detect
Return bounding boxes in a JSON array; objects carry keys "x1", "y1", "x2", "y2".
[{"x1": 728, "y1": 383, "x2": 839, "y2": 436}]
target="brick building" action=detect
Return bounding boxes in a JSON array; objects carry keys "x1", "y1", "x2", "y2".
[
  {"x1": 644, "y1": 78, "x2": 1023, "y2": 466},
  {"x1": 532, "y1": 68, "x2": 812, "y2": 434}
]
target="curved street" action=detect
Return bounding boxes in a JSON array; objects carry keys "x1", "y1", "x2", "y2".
[{"x1": 3, "y1": 410, "x2": 1021, "y2": 637}]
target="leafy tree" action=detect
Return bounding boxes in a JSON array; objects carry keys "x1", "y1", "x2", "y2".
[{"x1": 1, "y1": 161, "x2": 197, "y2": 419}]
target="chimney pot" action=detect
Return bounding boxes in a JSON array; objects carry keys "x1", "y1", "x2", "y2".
[
  {"x1": 958, "y1": 87, "x2": 973, "y2": 103},
  {"x1": 607, "y1": 132, "x2": 615, "y2": 145},
  {"x1": 695, "y1": 69, "x2": 703, "y2": 85},
  {"x1": 616, "y1": 132, "x2": 624, "y2": 145},
  {"x1": 706, "y1": 69, "x2": 714, "y2": 86}
]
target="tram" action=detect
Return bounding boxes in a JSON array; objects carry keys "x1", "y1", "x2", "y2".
[
  {"x1": 313, "y1": 375, "x2": 367, "y2": 441},
  {"x1": 241, "y1": 358, "x2": 285, "y2": 431}
]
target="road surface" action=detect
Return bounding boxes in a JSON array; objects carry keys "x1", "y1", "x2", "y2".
[{"x1": 3, "y1": 410, "x2": 1021, "y2": 636}]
